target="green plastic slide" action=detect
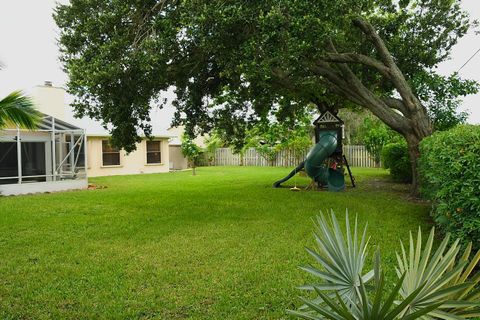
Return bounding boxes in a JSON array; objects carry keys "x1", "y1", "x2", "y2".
[{"x1": 273, "y1": 131, "x2": 345, "y2": 191}]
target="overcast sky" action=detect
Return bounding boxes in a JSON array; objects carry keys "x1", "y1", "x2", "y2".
[{"x1": 0, "y1": 0, "x2": 479, "y2": 128}]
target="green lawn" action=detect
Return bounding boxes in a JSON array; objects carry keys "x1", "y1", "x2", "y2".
[{"x1": 0, "y1": 166, "x2": 431, "y2": 319}]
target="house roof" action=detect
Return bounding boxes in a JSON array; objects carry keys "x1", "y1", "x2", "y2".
[
  {"x1": 64, "y1": 107, "x2": 173, "y2": 138},
  {"x1": 37, "y1": 112, "x2": 83, "y2": 132}
]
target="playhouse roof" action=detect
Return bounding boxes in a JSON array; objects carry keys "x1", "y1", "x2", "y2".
[{"x1": 313, "y1": 110, "x2": 344, "y2": 126}]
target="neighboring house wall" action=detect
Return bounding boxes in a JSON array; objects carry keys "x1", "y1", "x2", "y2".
[
  {"x1": 167, "y1": 125, "x2": 208, "y2": 148},
  {"x1": 168, "y1": 145, "x2": 188, "y2": 170},
  {"x1": 87, "y1": 136, "x2": 170, "y2": 177}
]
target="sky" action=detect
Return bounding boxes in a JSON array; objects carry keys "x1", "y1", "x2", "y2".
[{"x1": 0, "y1": 0, "x2": 479, "y2": 129}]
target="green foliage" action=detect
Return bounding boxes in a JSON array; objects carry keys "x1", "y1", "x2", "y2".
[
  {"x1": 419, "y1": 125, "x2": 480, "y2": 249},
  {"x1": 382, "y1": 141, "x2": 412, "y2": 183},
  {"x1": 283, "y1": 131, "x2": 312, "y2": 162},
  {"x1": 338, "y1": 109, "x2": 371, "y2": 145},
  {"x1": 290, "y1": 212, "x2": 480, "y2": 320},
  {"x1": 245, "y1": 110, "x2": 313, "y2": 165},
  {"x1": 245, "y1": 123, "x2": 283, "y2": 165},
  {"x1": 181, "y1": 135, "x2": 202, "y2": 174},
  {"x1": 0, "y1": 91, "x2": 40, "y2": 130},
  {"x1": 397, "y1": 228, "x2": 480, "y2": 318},
  {"x1": 412, "y1": 71, "x2": 479, "y2": 131},
  {"x1": 298, "y1": 213, "x2": 373, "y2": 302},
  {"x1": 204, "y1": 133, "x2": 223, "y2": 155},
  {"x1": 203, "y1": 133, "x2": 224, "y2": 165},
  {"x1": 359, "y1": 118, "x2": 401, "y2": 166}
]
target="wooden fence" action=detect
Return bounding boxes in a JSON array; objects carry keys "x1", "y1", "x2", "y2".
[{"x1": 212, "y1": 145, "x2": 378, "y2": 168}]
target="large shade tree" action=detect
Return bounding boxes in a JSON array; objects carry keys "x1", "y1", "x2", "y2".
[{"x1": 54, "y1": 0, "x2": 478, "y2": 193}]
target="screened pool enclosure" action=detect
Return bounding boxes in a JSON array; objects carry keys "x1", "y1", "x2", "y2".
[{"x1": 0, "y1": 114, "x2": 87, "y2": 195}]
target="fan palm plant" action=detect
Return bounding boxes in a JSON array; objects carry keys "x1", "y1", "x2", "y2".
[
  {"x1": 298, "y1": 212, "x2": 373, "y2": 304},
  {"x1": 0, "y1": 90, "x2": 40, "y2": 129},
  {"x1": 289, "y1": 211, "x2": 480, "y2": 319},
  {"x1": 0, "y1": 63, "x2": 40, "y2": 130},
  {"x1": 396, "y1": 228, "x2": 480, "y2": 319},
  {"x1": 289, "y1": 250, "x2": 442, "y2": 320}
]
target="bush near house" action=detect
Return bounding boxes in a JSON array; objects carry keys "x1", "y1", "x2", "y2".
[
  {"x1": 381, "y1": 141, "x2": 412, "y2": 183},
  {"x1": 419, "y1": 125, "x2": 480, "y2": 249}
]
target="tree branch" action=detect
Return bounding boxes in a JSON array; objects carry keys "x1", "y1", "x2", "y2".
[
  {"x1": 352, "y1": 17, "x2": 429, "y2": 120},
  {"x1": 352, "y1": 17, "x2": 396, "y2": 68},
  {"x1": 321, "y1": 53, "x2": 391, "y2": 78},
  {"x1": 380, "y1": 96, "x2": 409, "y2": 115},
  {"x1": 132, "y1": 0, "x2": 169, "y2": 47}
]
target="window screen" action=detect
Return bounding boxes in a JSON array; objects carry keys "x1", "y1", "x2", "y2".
[
  {"x1": 102, "y1": 140, "x2": 120, "y2": 166},
  {"x1": 146, "y1": 141, "x2": 161, "y2": 164}
]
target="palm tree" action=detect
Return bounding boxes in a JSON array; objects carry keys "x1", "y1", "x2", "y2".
[
  {"x1": 0, "y1": 90, "x2": 41, "y2": 129},
  {"x1": 0, "y1": 62, "x2": 41, "y2": 129}
]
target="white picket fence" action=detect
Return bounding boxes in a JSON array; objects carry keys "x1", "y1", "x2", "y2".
[{"x1": 213, "y1": 145, "x2": 378, "y2": 168}]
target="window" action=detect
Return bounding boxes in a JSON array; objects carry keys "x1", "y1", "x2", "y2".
[
  {"x1": 102, "y1": 140, "x2": 120, "y2": 166},
  {"x1": 146, "y1": 141, "x2": 161, "y2": 164}
]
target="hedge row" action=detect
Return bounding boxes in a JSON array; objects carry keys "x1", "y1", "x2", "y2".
[
  {"x1": 381, "y1": 141, "x2": 412, "y2": 183},
  {"x1": 419, "y1": 125, "x2": 480, "y2": 248}
]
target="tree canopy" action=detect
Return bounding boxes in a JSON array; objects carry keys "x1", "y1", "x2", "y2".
[{"x1": 55, "y1": 0, "x2": 478, "y2": 191}]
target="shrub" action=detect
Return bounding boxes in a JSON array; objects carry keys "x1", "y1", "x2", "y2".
[
  {"x1": 419, "y1": 125, "x2": 480, "y2": 248},
  {"x1": 381, "y1": 141, "x2": 412, "y2": 183}
]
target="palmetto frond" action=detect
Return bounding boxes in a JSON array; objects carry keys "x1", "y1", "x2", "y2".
[
  {"x1": 298, "y1": 211, "x2": 373, "y2": 304},
  {"x1": 0, "y1": 91, "x2": 40, "y2": 130},
  {"x1": 396, "y1": 228, "x2": 480, "y2": 319}
]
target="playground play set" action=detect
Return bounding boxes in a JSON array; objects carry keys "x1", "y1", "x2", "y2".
[{"x1": 273, "y1": 109, "x2": 355, "y2": 191}]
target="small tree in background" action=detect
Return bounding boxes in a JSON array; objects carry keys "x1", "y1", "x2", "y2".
[
  {"x1": 180, "y1": 135, "x2": 201, "y2": 175},
  {"x1": 359, "y1": 118, "x2": 401, "y2": 167},
  {"x1": 284, "y1": 132, "x2": 312, "y2": 165},
  {"x1": 203, "y1": 133, "x2": 223, "y2": 166},
  {"x1": 245, "y1": 123, "x2": 282, "y2": 166},
  {"x1": 245, "y1": 106, "x2": 313, "y2": 166},
  {"x1": 338, "y1": 109, "x2": 371, "y2": 145},
  {"x1": 280, "y1": 110, "x2": 313, "y2": 165}
]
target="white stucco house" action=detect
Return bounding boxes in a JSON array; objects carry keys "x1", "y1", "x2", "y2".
[{"x1": 0, "y1": 82, "x2": 178, "y2": 195}]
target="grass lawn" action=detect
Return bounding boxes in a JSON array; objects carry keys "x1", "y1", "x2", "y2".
[{"x1": 0, "y1": 166, "x2": 431, "y2": 319}]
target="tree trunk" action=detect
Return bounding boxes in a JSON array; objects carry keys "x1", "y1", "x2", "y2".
[{"x1": 405, "y1": 134, "x2": 423, "y2": 196}]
